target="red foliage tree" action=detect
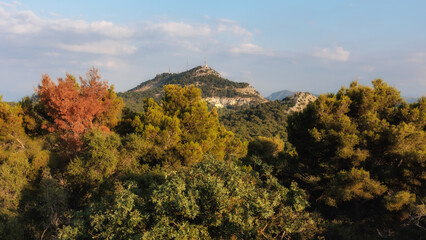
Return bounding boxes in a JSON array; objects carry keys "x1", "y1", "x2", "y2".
[{"x1": 37, "y1": 68, "x2": 114, "y2": 151}]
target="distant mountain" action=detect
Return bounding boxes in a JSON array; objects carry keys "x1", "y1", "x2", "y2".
[
  {"x1": 267, "y1": 90, "x2": 296, "y2": 101},
  {"x1": 119, "y1": 65, "x2": 267, "y2": 112}
]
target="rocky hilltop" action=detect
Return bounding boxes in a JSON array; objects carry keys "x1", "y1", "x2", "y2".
[
  {"x1": 283, "y1": 92, "x2": 317, "y2": 113},
  {"x1": 120, "y1": 66, "x2": 267, "y2": 111}
]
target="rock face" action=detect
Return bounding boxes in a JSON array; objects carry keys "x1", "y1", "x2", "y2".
[
  {"x1": 126, "y1": 66, "x2": 267, "y2": 108},
  {"x1": 204, "y1": 96, "x2": 262, "y2": 108},
  {"x1": 203, "y1": 84, "x2": 268, "y2": 108},
  {"x1": 284, "y1": 92, "x2": 317, "y2": 113},
  {"x1": 192, "y1": 65, "x2": 221, "y2": 78}
]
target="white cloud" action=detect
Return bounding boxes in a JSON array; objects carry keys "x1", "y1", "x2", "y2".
[
  {"x1": 141, "y1": 19, "x2": 255, "y2": 54},
  {"x1": 216, "y1": 19, "x2": 252, "y2": 39},
  {"x1": 149, "y1": 22, "x2": 211, "y2": 38},
  {"x1": 0, "y1": 6, "x2": 42, "y2": 34},
  {"x1": 179, "y1": 40, "x2": 203, "y2": 52},
  {"x1": 84, "y1": 58, "x2": 126, "y2": 69},
  {"x1": 58, "y1": 40, "x2": 137, "y2": 55},
  {"x1": 49, "y1": 19, "x2": 133, "y2": 38},
  {"x1": 230, "y1": 43, "x2": 274, "y2": 56},
  {"x1": 0, "y1": 5, "x2": 133, "y2": 38},
  {"x1": 313, "y1": 46, "x2": 350, "y2": 61},
  {"x1": 0, "y1": 4, "x2": 269, "y2": 58}
]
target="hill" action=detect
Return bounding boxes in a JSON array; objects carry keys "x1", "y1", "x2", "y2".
[
  {"x1": 118, "y1": 65, "x2": 267, "y2": 112},
  {"x1": 220, "y1": 92, "x2": 317, "y2": 141}
]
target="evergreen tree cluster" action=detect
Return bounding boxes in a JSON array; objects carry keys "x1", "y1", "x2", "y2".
[{"x1": 220, "y1": 99, "x2": 295, "y2": 141}]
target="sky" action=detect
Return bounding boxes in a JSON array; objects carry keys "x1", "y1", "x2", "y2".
[{"x1": 0, "y1": 0, "x2": 426, "y2": 101}]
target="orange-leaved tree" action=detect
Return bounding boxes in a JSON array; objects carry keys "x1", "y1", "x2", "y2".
[{"x1": 37, "y1": 67, "x2": 122, "y2": 152}]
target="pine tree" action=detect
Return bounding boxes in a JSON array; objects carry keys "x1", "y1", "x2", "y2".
[{"x1": 286, "y1": 80, "x2": 425, "y2": 239}]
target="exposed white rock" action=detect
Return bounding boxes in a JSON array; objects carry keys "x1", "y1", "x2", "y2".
[
  {"x1": 235, "y1": 84, "x2": 263, "y2": 96},
  {"x1": 286, "y1": 92, "x2": 317, "y2": 113},
  {"x1": 204, "y1": 96, "x2": 263, "y2": 108},
  {"x1": 193, "y1": 66, "x2": 221, "y2": 78}
]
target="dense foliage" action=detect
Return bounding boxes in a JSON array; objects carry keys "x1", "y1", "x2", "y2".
[
  {"x1": 0, "y1": 70, "x2": 424, "y2": 240},
  {"x1": 220, "y1": 99, "x2": 296, "y2": 141},
  {"x1": 59, "y1": 158, "x2": 321, "y2": 239},
  {"x1": 284, "y1": 80, "x2": 425, "y2": 239},
  {"x1": 116, "y1": 85, "x2": 247, "y2": 167}
]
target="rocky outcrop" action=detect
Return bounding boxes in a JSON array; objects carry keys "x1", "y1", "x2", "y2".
[
  {"x1": 285, "y1": 92, "x2": 317, "y2": 113},
  {"x1": 192, "y1": 66, "x2": 221, "y2": 78},
  {"x1": 235, "y1": 85, "x2": 263, "y2": 96},
  {"x1": 204, "y1": 96, "x2": 265, "y2": 108},
  {"x1": 203, "y1": 83, "x2": 267, "y2": 108}
]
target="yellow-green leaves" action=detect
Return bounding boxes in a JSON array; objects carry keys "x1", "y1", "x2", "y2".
[
  {"x1": 124, "y1": 85, "x2": 246, "y2": 167},
  {"x1": 384, "y1": 191, "x2": 416, "y2": 211},
  {"x1": 0, "y1": 153, "x2": 30, "y2": 216},
  {"x1": 66, "y1": 129, "x2": 121, "y2": 185},
  {"x1": 325, "y1": 168, "x2": 387, "y2": 207},
  {"x1": 286, "y1": 79, "x2": 426, "y2": 238}
]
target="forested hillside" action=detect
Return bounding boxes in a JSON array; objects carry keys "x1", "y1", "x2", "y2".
[
  {"x1": 220, "y1": 92, "x2": 317, "y2": 142},
  {"x1": 220, "y1": 100, "x2": 291, "y2": 141},
  {"x1": 0, "y1": 68, "x2": 424, "y2": 239}
]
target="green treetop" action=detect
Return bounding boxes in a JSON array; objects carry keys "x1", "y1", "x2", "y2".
[
  {"x1": 286, "y1": 79, "x2": 425, "y2": 239},
  {"x1": 119, "y1": 85, "x2": 246, "y2": 168}
]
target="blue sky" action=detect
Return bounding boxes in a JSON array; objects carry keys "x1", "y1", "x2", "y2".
[{"x1": 0, "y1": 0, "x2": 425, "y2": 101}]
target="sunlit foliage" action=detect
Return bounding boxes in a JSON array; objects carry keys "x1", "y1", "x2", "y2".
[
  {"x1": 37, "y1": 68, "x2": 122, "y2": 152},
  {"x1": 118, "y1": 85, "x2": 246, "y2": 167},
  {"x1": 286, "y1": 80, "x2": 425, "y2": 239}
]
